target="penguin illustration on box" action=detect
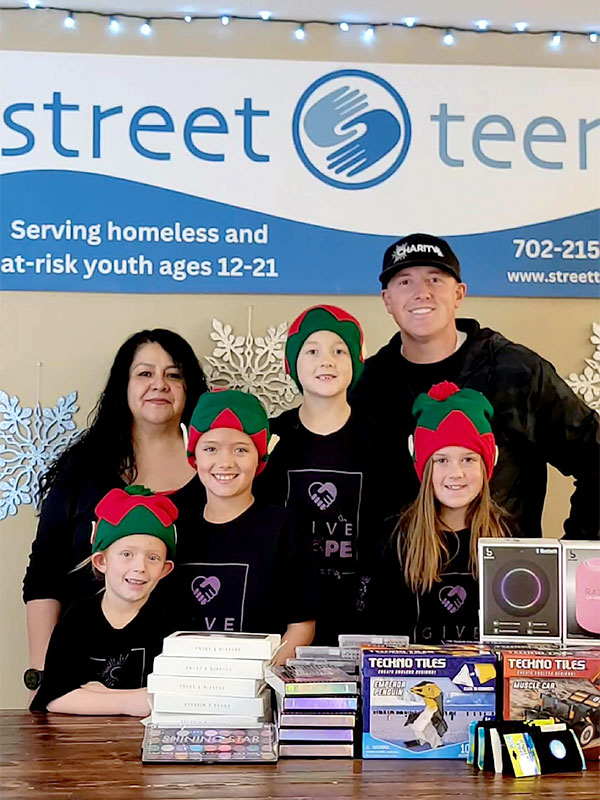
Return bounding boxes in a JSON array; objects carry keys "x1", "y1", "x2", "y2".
[{"x1": 404, "y1": 681, "x2": 448, "y2": 749}]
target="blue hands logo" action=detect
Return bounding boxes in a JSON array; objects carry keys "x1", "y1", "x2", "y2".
[{"x1": 293, "y1": 69, "x2": 411, "y2": 190}]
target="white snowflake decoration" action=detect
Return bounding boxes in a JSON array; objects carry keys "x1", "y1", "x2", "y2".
[
  {"x1": 203, "y1": 308, "x2": 299, "y2": 416},
  {"x1": 566, "y1": 323, "x2": 600, "y2": 410},
  {"x1": 0, "y1": 391, "x2": 81, "y2": 520}
]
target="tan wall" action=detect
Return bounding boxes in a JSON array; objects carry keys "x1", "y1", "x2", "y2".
[{"x1": 0, "y1": 9, "x2": 598, "y2": 709}]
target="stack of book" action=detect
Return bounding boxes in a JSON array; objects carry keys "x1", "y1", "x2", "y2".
[
  {"x1": 142, "y1": 631, "x2": 280, "y2": 763},
  {"x1": 265, "y1": 663, "x2": 359, "y2": 758},
  {"x1": 146, "y1": 631, "x2": 280, "y2": 728}
]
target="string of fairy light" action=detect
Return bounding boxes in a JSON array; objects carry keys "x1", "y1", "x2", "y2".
[{"x1": 4, "y1": 2, "x2": 599, "y2": 47}]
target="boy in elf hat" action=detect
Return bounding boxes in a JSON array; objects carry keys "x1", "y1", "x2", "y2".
[
  {"x1": 30, "y1": 486, "x2": 177, "y2": 715},
  {"x1": 256, "y1": 305, "x2": 406, "y2": 645},
  {"x1": 364, "y1": 381, "x2": 510, "y2": 645},
  {"x1": 174, "y1": 389, "x2": 317, "y2": 665}
]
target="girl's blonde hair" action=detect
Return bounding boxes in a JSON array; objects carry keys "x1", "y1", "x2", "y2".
[{"x1": 396, "y1": 457, "x2": 510, "y2": 594}]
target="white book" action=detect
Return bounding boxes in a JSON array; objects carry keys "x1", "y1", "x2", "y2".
[
  {"x1": 152, "y1": 654, "x2": 266, "y2": 680},
  {"x1": 147, "y1": 673, "x2": 266, "y2": 698},
  {"x1": 142, "y1": 711, "x2": 267, "y2": 728},
  {"x1": 152, "y1": 692, "x2": 268, "y2": 716},
  {"x1": 162, "y1": 631, "x2": 281, "y2": 660}
]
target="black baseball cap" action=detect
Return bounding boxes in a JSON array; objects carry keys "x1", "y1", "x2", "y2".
[{"x1": 379, "y1": 233, "x2": 461, "y2": 288}]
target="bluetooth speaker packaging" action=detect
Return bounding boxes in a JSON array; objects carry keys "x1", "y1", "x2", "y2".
[
  {"x1": 502, "y1": 649, "x2": 600, "y2": 760},
  {"x1": 561, "y1": 541, "x2": 600, "y2": 646},
  {"x1": 361, "y1": 646, "x2": 497, "y2": 759},
  {"x1": 479, "y1": 538, "x2": 562, "y2": 644}
]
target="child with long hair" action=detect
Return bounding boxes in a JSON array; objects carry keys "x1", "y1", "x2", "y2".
[
  {"x1": 365, "y1": 381, "x2": 510, "y2": 644},
  {"x1": 29, "y1": 486, "x2": 177, "y2": 715}
]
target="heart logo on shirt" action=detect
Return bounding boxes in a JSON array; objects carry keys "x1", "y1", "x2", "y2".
[
  {"x1": 191, "y1": 575, "x2": 221, "y2": 605},
  {"x1": 439, "y1": 584, "x2": 467, "y2": 613},
  {"x1": 308, "y1": 481, "x2": 338, "y2": 510}
]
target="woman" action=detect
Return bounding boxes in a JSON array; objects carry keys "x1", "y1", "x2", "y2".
[{"x1": 23, "y1": 329, "x2": 207, "y2": 691}]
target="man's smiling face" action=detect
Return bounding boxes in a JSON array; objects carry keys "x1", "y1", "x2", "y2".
[{"x1": 382, "y1": 266, "x2": 466, "y2": 344}]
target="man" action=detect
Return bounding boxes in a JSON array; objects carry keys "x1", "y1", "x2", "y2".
[{"x1": 351, "y1": 232, "x2": 599, "y2": 539}]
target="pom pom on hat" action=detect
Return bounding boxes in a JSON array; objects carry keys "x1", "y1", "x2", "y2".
[
  {"x1": 412, "y1": 382, "x2": 496, "y2": 481},
  {"x1": 92, "y1": 485, "x2": 178, "y2": 557},
  {"x1": 186, "y1": 389, "x2": 270, "y2": 475},
  {"x1": 285, "y1": 304, "x2": 364, "y2": 392}
]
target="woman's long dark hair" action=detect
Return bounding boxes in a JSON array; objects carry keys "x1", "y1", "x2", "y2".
[{"x1": 41, "y1": 329, "x2": 208, "y2": 499}]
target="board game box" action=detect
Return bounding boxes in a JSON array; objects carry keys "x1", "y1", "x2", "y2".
[
  {"x1": 502, "y1": 649, "x2": 600, "y2": 760},
  {"x1": 362, "y1": 647, "x2": 497, "y2": 759}
]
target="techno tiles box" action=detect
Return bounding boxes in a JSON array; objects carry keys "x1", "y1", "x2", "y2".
[
  {"x1": 362, "y1": 648, "x2": 497, "y2": 759},
  {"x1": 503, "y1": 650, "x2": 600, "y2": 760}
]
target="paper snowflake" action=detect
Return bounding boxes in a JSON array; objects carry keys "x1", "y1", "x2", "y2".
[
  {"x1": 203, "y1": 309, "x2": 299, "y2": 416},
  {"x1": 0, "y1": 390, "x2": 81, "y2": 520},
  {"x1": 566, "y1": 322, "x2": 600, "y2": 410}
]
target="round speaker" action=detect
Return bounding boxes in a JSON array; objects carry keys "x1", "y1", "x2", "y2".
[{"x1": 492, "y1": 559, "x2": 550, "y2": 617}]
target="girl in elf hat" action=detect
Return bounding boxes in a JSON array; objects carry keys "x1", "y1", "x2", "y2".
[
  {"x1": 29, "y1": 486, "x2": 177, "y2": 715},
  {"x1": 365, "y1": 381, "x2": 510, "y2": 644},
  {"x1": 255, "y1": 305, "x2": 407, "y2": 645},
  {"x1": 173, "y1": 389, "x2": 317, "y2": 665}
]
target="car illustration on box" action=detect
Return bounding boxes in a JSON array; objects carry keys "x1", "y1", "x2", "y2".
[{"x1": 526, "y1": 691, "x2": 600, "y2": 746}]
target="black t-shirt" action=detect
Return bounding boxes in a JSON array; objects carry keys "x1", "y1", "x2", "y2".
[
  {"x1": 23, "y1": 471, "x2": 204, "y2": 611},
  {"x1": 397, "y1": 339, "x2": 469, "y2": 401},
  {"x1": 170, "y1": 501, "x2": 319, "y2": 636},
  {"x1": 30, "y1": 593, "x2": 174, "y2": 712},
  {"x1": 255, "y1": 408, "x2": 406, "y2": 645},
  {"x1": 363, "y1": 524, "x2": 480, "y2": 645}
]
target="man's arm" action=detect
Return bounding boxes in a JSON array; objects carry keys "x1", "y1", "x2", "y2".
[{"x1": 511, "y1": 346, "x2": 599, "y2": 539}]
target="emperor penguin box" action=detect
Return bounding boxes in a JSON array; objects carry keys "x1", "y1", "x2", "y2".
[
  {"x1": 361, "y1": 647, "x2": 497, "y2": 759},
  {"x1": 561, "y1": 541, "x2": 600, "y2": 645}
]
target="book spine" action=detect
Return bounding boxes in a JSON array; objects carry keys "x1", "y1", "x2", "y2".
[
  {"x1": 285, "y1": 682, "x2": 357, "y2": 696},
  {"x1": 149, "y1": 712, "x2": 265, "y2": 728},
  {"x1": 162, "y1": 640, "x2": 273, "y2": 660},
  {"x1": 153, "y1": 655, "x2": 265, "y2": 680},
  {"x1": 279, "y1": 744, "x2": 354, "y2": 757},
  {"x1": 279, "y1": 714, "x2": 356, "y2": 727},
  {"x1": 152, "y1": 693, "x2": 267, "y2": 716},
  {"x1": 147, "y1": 674, "x2": 264, "y2": 698}
]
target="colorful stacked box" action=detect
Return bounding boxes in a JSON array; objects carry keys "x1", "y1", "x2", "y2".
[
  {"x1": 266, "y1": 664, "x2": 360, "y2": 757},
  {"x1": 361, "y1": 644, "x2": 498, "y2": 759},
  {"x1": 142, "y1": 631, "x2": 280, "y2": 763}
]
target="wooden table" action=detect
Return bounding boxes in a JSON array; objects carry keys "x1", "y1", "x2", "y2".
[{"x1": 1, "y1": 712, "x2": 598, "y2": 799}]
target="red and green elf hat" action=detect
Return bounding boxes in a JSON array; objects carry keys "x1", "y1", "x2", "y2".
[
  {"x1": 92, "y1": 485, "x2": 178, "y2": 557},
  {"x1": 186, "y1": 389, "x2": 270, "y2": 475},
  {"x1": 412, "y1": 381, "x2": 496, "y2": 481},
  {"x1": 285, "y1": 304, "x2": 365, "y2": 392}
]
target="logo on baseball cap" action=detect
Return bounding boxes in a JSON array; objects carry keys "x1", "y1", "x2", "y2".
[{"x1": 379, "y1": 233, "x2": 461, "y2": 287}]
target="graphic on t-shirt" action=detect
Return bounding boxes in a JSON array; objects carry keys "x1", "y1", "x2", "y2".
[
  {"x1": 182, "y1": 562, "x2": 249, "y2": 631},
  {"x1": 90, "y1": 647, "x2": 145, "y2": 688},
  {"x1": 439, "y1": 584, "x2": 467, "y2": 613},
  {"x1": 191, "y1": 575, "x2": 221, "y2": 605},
  {"x1": 287, "y1": 469, "x2": 362, "y2": 576},
  {"x1": 309, "y1": 481, "x2": 338, "y2": 510}
]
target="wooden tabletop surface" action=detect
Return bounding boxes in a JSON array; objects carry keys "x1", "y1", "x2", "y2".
[{"x1": 1, "y1": 711, "x2": 598, "y2": 799}]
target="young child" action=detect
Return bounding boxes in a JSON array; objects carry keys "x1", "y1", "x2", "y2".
[
  {"x1": 174, "y1": 389, "x2": 317, "y2": 665},
  {"x1": 365, "y1": 381, "x2": 510, "y2": 644},
  {"x1": 29, "y1": 486, "x2": 177, "y2": 715},
  {"x1": 256, "y1": 304, "x2": 405, "y2": 645}
]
